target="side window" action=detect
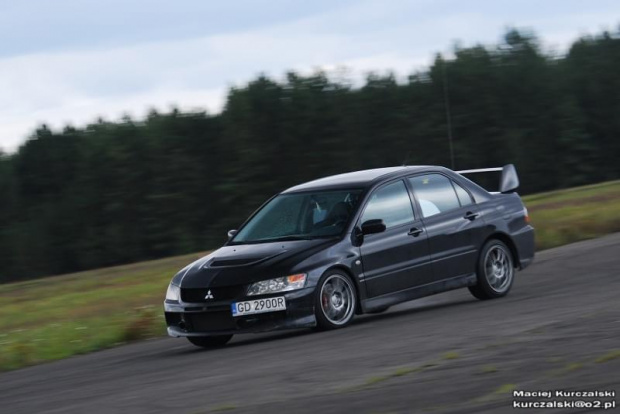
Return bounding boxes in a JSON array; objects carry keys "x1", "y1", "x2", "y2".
[
  {"x1": 408, "y1": 174, "x2": 460, "y2": 218},
  {"x1": 453, "y1": 181, "x2": 473, "y2": 207},
  {"x1": 361, "y1": 181, "x2": 414, "y2": 229}
]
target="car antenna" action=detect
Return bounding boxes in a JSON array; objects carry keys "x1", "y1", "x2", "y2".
[
  {"x1": 442, "y1": 58, "x2": 456, "y2": 169},
  {"x1": 402, "y1": 151, "x2": 411, "y2": 166}
]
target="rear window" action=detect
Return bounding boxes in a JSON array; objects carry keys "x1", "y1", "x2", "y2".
[
  {"x1": 453, "y1": 181, "x2": 473, "y2": 207},
  {"x1": 409, "y1": 174, "x2": 460, "y2": 218}
]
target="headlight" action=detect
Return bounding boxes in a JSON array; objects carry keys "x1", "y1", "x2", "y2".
[
  {"x1": 166, "y1": 283, "x2": 180, "y2": 301},
  {"x1": 247, "y1": 274, "x2": 307, "y2": 296}
]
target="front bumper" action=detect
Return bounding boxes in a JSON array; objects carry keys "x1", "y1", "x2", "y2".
[{"x1": 164, "y1": 287, "x2": 316, "y2": 337}]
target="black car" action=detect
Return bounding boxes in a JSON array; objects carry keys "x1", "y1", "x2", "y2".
[{"x1": 164, "y1": 165, "x2": 534, "y2": 348}]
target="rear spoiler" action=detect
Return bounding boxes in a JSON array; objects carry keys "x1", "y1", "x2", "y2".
[{"x1": 456, "y1": 164, "x2": 519, "y2": 194}]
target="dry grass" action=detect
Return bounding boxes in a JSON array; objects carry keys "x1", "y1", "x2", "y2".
[
  {"x1": 523, "y1": 180, "x2": 620, "y2": 250},
  {"x1": 0, "y1": 251, "x2": 206, "y2": 371}
]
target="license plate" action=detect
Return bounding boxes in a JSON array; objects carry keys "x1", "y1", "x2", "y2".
[{"x1": 231, "y1": 297, "x2": 286, "y2": 317}]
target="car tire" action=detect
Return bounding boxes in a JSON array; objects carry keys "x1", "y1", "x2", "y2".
[
  {"x1": 187, "y1": 335, "x2": 233, "y2": 348},
  {"x1": 315, "y1": 271, "x2": 357, "y2": 330},
  {"x1": 469, "y1": 239, "x2": 515, "y2": 300}
]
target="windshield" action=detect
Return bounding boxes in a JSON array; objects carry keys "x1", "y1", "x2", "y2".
[{"x1": 231, "y1": 189, "x2": 363, "y2": 244}]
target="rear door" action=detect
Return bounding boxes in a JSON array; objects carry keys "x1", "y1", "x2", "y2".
[
  {"x1": 358, "y1": 180, "x2": 433, "y2": 297},
  {"x1": 407, "y1": 173, "x2": 485, "y2": 281}
]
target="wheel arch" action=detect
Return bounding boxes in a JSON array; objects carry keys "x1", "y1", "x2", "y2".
[
  {"x1": 483, "y1": 232, "x2": 520, "y2": 267},
  {"x1": 322, "y1": 265, "x2": 364, "y2": 315}
]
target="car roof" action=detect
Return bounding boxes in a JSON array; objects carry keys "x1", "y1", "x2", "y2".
[{"x1": 282, "y1": 166, "x2": 437, "y2": 193}]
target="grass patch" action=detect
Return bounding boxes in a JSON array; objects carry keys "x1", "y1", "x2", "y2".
[
  {"x1": 393, "y1": 366, "x2": 420, "y2": 377},
  {"x1": 494, "y1": 383, "x2": 517, "y2": 395},
  {"x1": 595, "y1": 349, "x2": 620, "y2": 363},
  {"x1": 442, "y1": 351, "x2": 460, "y2": 360},
  {"x1": 564, "y1": 362, "x2": 583, "y2": 371},
  {"x1": 0, "y1": 180, "x2": 619, "y2": 371},
  {"x1": 342, "y1": 364, "x2": 427, "y2": 392},
  {"x1": 345, "y1": 358, "x2": 443, "y2": 392},
  {"x1": 524, "y1": 180, "x2": 620, "y2": 250},
  {"x1": 0, "y1": 251, "x2": 206, "y2": 371},
  {"x1": 365, "y1": 375, "x2": 390, "y2": 386},
  {"x1": 474, "y1": 383, "x2": 518, "y2": 403},
  {"x1": 480, "y1": 365, "x2": 497, "y2": 374}
]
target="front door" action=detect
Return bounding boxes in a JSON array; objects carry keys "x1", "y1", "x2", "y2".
[{"x1": 358, "y1": 180, "x2": 433, "y2": 297}]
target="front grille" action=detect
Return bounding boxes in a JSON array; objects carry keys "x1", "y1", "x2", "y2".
[
  {"x1": 181, "y1": 286, "x2": 245, "y2": 303},
  {"x1": 185, "y1": 312, "x2": 236, "y2": 332}
]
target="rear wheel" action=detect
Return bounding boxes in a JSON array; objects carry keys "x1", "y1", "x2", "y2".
[
  {"x1": 187, "y1": 335, "x2": 233, "y2": 348},
  {"x1": 469, "y1": 239, "x2": 515, "y2": 300},
  {"x1": 315, "y1": 271, "x2": 357, "y2": 330}
]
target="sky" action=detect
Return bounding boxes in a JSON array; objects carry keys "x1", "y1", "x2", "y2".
[{"x1": 1, "y1": 0, "x2": 619, "y2": 152}]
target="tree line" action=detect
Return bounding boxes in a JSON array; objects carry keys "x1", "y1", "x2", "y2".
[{"x1": 1, "y1": 28, "x2": 619, "y2": 282}]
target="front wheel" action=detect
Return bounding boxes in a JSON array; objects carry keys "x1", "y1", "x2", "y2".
[
  {"x1": 315, "y1": 271, "x2": 357, "y2": 330},
  {"x1": 469, "y1": 240, "x2": 515, "y2": 300},
  {"x1": 187, "y1": 335, "x2": 233, "y2": 348}
]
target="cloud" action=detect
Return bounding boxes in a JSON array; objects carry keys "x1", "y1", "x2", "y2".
[{"x1": 1, "y1": 0, "x2": 619, "y2": 152}]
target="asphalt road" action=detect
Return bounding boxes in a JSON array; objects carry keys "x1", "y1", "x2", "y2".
[{"x1": 2, "y1": 235, "x2": 620, "y2": 414}]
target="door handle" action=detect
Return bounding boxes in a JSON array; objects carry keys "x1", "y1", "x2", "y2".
[
  {"x1": 464, "y1": 211, "x2": 479, "y2": 220},
  {"x1": 408, "y1": 227, "x2": 424, "y2": 237}
]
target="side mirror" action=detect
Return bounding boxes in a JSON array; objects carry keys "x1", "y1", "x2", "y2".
[
  {"x1": 361, "y1": 219, "x2": 386, "y2": 235},
  {"x1": 500, "y1": 164, "x2": 519, "y2": 193},
  {"x1": 227, "y1": 229, "x2": 238, "y2": 240}
]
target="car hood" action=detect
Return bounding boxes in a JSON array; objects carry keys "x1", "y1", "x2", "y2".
[{"x1": 173, "y1": 238, "x2": 338, "y2": 289}]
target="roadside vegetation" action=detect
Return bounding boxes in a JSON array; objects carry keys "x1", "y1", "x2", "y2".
[
  {"x1": 0, "y1": 252, "x2": 205, "y2": 371},
  {"x1": 2, "y1": 27, "x2": 619, "y2": 285},
  {"x1": 526, "y1": 180, "x2": 620, "y2": 250},
  {"x1": 0, "y1": 180, "x2": 619, "y2": 371}
]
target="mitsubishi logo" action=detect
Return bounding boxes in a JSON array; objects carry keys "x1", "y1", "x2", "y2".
[{"x1": 204, "y1": 290, "x2": 214, "y2": 300}]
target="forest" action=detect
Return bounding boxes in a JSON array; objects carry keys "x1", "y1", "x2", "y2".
[{"x1": 0, "y1": 28, "x2": 619, "y2": 282}]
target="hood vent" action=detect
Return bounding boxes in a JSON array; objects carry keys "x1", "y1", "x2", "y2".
[{"x1": 209, "y1": 258, "x2": 262, "y2": 267}]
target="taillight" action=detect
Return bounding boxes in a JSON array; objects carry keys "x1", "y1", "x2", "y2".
[{"x1": 523, "y1": 207, "x2": 530, "y2": 223}]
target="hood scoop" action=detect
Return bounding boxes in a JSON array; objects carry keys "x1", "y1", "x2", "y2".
[
  {"x1": 197, "y1": 245, "x2": 292, "y2": 272},
  {"x1": 209, "y1": 257, "x2": 263, "y2": 267},
  {"x1": 207, "y1": 251, "x2": 288, "y2": 268}
]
